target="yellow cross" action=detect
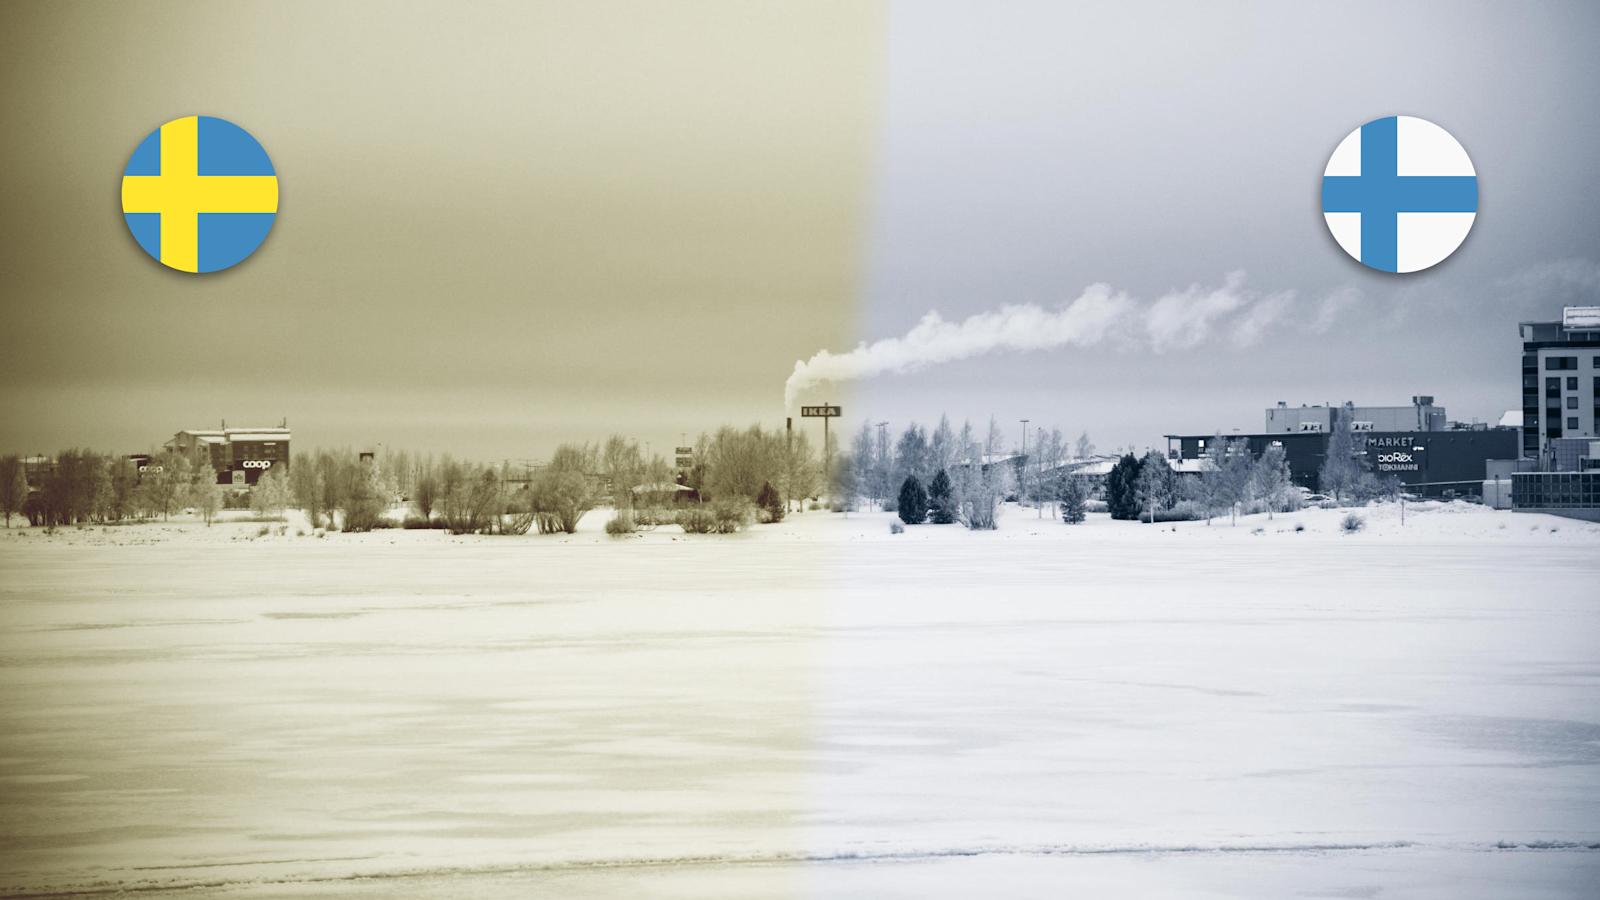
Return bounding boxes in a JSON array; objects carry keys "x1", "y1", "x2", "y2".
[{"x1": 121, "y1": 116, "x2": 278, "y2": 273}]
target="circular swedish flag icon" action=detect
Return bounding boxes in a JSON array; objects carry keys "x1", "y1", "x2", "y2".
[
  {"x1": 1321, "y1": 115, "x2": 1477, "y2": 274},
  {"x1": 120, "y1": 115, "x2": 278, "y2": 273}
]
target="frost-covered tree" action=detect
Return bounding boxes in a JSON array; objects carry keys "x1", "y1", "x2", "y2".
[
  {"x1": 850, "y1": 421, "x2": 877, "y2": 510},
  {"x1": 602, "y1": 435, "x2": 645, "y2": 509},
  {"x1": 831, "y1": 452, "x2": 859, "y2": 512},
  {"x1": 1134, "y1": 450, "x2": 1177, "y2": 522},
  {"x1": 1319, "y1": 404, "x2": 1365, "y2": 503},
  {"x1": 892, "y1": 423, "x2": 930, "y2": 502},
  {"x1": 929, "y1": 415, "x2": 956, "y2": 478},
  {"x1": 897, "y1": 475, "x2": 928, "y2": 525},
  {"x1": 530, "y1": 443, "x2": 600, "y2": 534},
  {"x1": 1074, "y1": 431, "x2": 1095, "y2": 461},
  {"x1": 782, "y1": 430, "x2": 819, "y2": 512},
  {"x1": 1250, "y1": 443, "x2": 1293, "y2": 518},
  {"x1": 251, "y1": 467, "x2": 291, "y2": 520},
  {"x1": 1217, "y1": 437, "x2": 1255, "y2": 525},
  {"x1": 190, "y1": 460, "x2": 223, "y2": 526}
]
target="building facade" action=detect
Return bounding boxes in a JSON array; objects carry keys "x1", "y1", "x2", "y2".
[
  {"x1": 1264, "y1": 396, "x2": 1446, "y2": 434},
  {"x1": 1519, "y1": 306, "x2": 1600, "y2": 463},
  {"x1": 1166, "y1": 426, "x2": 1516, "y2": 497},
  {"x1": 166, "y1": 425, "x2": 291, "y2": 486}
]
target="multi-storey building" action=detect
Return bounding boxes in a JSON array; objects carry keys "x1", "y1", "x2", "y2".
[
  {"x1": 166, "y1": 423, "x2": 291, "y2": 486},
  {"x1": 1519, "y1": 306, "x2": 1600, "y2": 463}
]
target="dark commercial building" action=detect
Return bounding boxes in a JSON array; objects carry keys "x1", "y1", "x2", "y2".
[
  {"x1": 1166, "y1": 400, "x2": 1517, "y2": 497},
  {"x1": 166, "y1": 424, "x2": 291, "y2": 486}
]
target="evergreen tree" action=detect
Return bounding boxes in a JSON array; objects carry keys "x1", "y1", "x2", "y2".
[
  {"x1": 1134, "y1": 450, "x2": 1177, "y2": 522},
  {"x1": 1058, "y1": 473, "x2": 1087, "y2": 524},
  {"x1": 897, "y1": 475, "x2": 928, "y2": 525},
  {"x1": 927, "y1": 468, "x2": 954, "y2": 524},
  {"x1": 756, "y1": 480, "x2": 785, "y2": 523},
  {"x1": 1105, "y1": 453, "x2": 1142, "y2": 520}
]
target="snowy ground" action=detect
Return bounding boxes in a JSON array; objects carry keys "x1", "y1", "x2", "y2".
[{"x1": 1, "y1": 502, "x2": 1598, "y2": 897}]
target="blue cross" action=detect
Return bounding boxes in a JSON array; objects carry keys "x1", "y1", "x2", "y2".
[{"x1": 1321, "y1": 116, "x2": 1476, "y2": 273}]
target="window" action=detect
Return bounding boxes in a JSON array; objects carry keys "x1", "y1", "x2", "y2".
[
  {"x1": 1547, "y1": 377, "x2": 1561, "y2": 398},
  {"x1": 1568, "y1": 377, "x2": 1579, "y2": 391},
  {"x1": 1569, "y1": 396, "x2": 1580, "y2": 409},
  {"x1": 1546, "y1": 356, "x2": 1577, "y2": 371},
  {"x1": 1568, "y1": 417, "x2": 1580, "y2": 430}
]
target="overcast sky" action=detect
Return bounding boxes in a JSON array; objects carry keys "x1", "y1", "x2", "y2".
[{"x1": 2, "y1": 1, "x2": 1598, "y2": 459}]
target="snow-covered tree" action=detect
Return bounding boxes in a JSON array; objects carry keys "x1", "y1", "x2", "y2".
[
  {"x1": 1058, "y1": 471, "x2": 1087, "y2": 524},
  {"x1": 1250, "y1": 443, "x2": 1293, "y2": 518},
  {"x1": 1134, "y1": 450, "x2": 1177, "y2": 522},
  {"x1": 190, "y1": 461, "x2": 223, "y2": 526},
  {"x1": 1319, "y1": 404, "x2": 1365, "y2": 503}
]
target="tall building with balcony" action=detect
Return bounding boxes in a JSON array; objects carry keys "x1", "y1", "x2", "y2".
[{"x1": 1519, "y1": 307, "x2": 1600, "y2": 464}]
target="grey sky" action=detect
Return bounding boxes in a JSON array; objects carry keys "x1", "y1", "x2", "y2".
[
  {"x1": 2, "y1": 1, "x2": 1598, "y2": 460},
  {"x1": 848, "y1": 1, "x2": 1600, "y2": 452}
]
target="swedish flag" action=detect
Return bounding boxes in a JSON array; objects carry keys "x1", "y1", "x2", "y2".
[{"x1": 121, "y1": 115, "x2": 278, "y2": 273}]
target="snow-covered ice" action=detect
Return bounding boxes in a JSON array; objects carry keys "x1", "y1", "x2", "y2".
[{"x1": 1, "y1": 502, "x2": 1597, "y2": 897}]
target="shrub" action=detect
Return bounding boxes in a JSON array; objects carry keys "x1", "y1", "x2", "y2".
[
  {"x1": 1138, "y1": 499, "x2": 1203, "y2": 524},
  {"x1": 605, "y1": 512, "x2": 637, "y2": 536},
  {"x1": 402, "y1": 515, "x2": 448, "y2": 530},
  {"x1": 897, "y1": 475, "x2": 928, "y2": 525},
  {"x1": 756, "y1": 481, "x2": 785, "y2": 523},
  {"x1": 890, "y1": 521, "x2": 904, "y2": 534},
  {"x1": 530, "y1": 469, "x2": 594, "y2": 535},
  {"x1": 1340, "y1": 513, "x2": 1365, "y2": 534},
  {"x1": 1294, "y1": 522, "x2": 1305, "y2": 533},
  {"x1": 678, "y1": 499, "x2": 751, "y2": 534}
]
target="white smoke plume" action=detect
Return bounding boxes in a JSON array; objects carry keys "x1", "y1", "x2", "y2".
[{"x1": 783, "y1": 271, "x2": 1359, "y2": 409}]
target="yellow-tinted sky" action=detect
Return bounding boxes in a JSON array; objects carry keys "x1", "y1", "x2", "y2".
[{"x1": 0, "y1": 1, "x2": 882, "y2": 458}]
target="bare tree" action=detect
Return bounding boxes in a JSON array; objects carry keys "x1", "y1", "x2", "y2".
[{"x1": 0, "y1": 455, "x2": 26, "y2": 526}]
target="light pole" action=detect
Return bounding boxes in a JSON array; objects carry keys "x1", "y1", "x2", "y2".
[
  {"x1": 1020, "y1": 419, "x2": 1031, "y2": 514},
  {"x1": 875, "y1": 421, "x2": 889, "y2": 510}
]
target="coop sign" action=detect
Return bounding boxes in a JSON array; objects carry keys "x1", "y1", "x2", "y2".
[
  {"x1": 241, "y1": 460, "x2": 274, "y2": 469},
  {"x1": 800, "y1": 405, "x2": 842, "y2": 417}
]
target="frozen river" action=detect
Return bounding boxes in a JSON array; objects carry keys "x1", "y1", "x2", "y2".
[{"x1": 2, "y1": 503, "x2": 1598, "y2": 897}]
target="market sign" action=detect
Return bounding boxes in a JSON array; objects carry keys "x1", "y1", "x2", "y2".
[{"x1": 800, "y1": 405, "x2": 842, "y2": 418}]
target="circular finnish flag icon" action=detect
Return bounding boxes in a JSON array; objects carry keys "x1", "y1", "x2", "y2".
[{"x1": 1321, "y1": 115, "x2": 1477, "y2": 273}]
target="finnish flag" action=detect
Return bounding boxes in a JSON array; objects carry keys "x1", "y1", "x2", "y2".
[{"x1": 1322, "y1": 115, "x2": 1477, "y2": 274}]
